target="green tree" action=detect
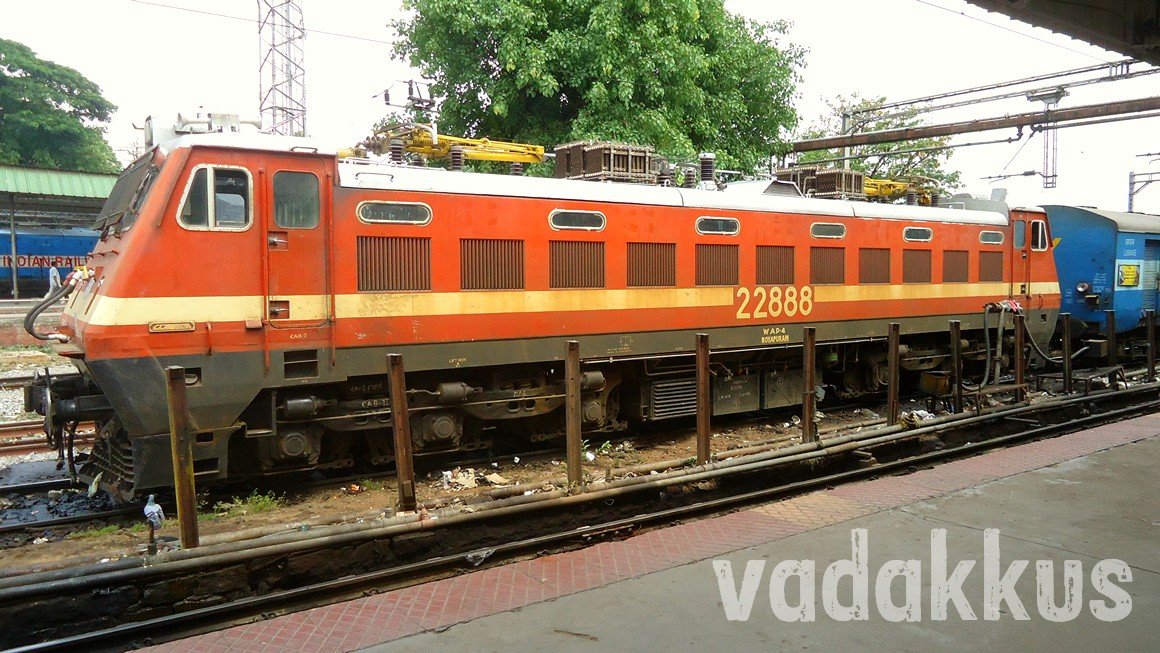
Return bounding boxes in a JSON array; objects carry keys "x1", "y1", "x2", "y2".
[
  {"x1": 0, "y1": 39, "x2": 119, "y2": 174},
  {"x1": 391, "y1": 0, "x2": 802, "y2": 172},
  {"x1": 797, "y1": 95, "x2": 961, "y2": 195}
]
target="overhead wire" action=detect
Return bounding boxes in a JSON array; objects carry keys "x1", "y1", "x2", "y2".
[
  {"x1": 912, "y1": 0, "x2": 1116, "y2": 63},
  {"x1": 129, "y1": 0, "x2": 395, "y2": 45}
]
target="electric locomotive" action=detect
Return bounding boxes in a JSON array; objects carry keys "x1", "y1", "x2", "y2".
[{"x1": 25, "y1": 115, "x2": 1061, "y2": 499}]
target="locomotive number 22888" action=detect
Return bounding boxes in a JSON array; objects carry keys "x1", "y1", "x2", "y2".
[{"x1": 735, "y1": 285, "x2": 814, "y2": 319}]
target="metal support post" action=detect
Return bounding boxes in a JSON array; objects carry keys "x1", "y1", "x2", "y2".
[
  {"x1": 1105, "y1": 309, "x2": 1117, "y2": 366},
  {"x1": 8, "y1": 194, "x2": 18, "y2": 299},
  {"x1": 388, "y1": 354, "x2": 417, "y2": 512},
  {"x1": 696, "y1": 333, "x2": 711, "y2": 464},
  {"x1": 1014, "y1": 313, "x2": 1026, "y2": 402},
  {"x1": 1147, "y1": 309, "x2": 1156, "y2": 382},
  {"x1": 949, "y1": 320, "x2": 963, "y2": 413},
  {"x1": 565, "y1": 340, "x2": 583, "y2": 487},
  {"x1": 165, "y1": 366, "x2": 199, "y2": 549},
  {"x1": 802, "y1": 327, "x2": 817, "y2": 443},
  {"x1": 887, "y1": 322, "x2": 900, "y2": 425},
  {"x1": 1061, "y1": 313, "x2": 1073, "y2": 394}
]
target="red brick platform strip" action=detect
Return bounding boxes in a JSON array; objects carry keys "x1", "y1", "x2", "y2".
[{"x1": 151, "y1": 412, "x2": 1160, "y2": 653}]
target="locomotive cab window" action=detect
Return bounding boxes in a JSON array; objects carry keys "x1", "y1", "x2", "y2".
[
  {"x1": 696, "y1": 216, "x2": 740, "y2": 235},
  {"x1": 1031, "y1": 220, "x2": 1049, "y2": 251},
  {"x1": 273, "y1": 171, "x2": 319, "y2": 229},
  {"x1": 979, "y1": 231, "x2": 1004, "y2": 245},
  {"x1": 550, "y1": 210, "x2": 606, "y2": 231},
  {"x1": 810, "y1": 223, "x2": 846, "y2": 239},
  {"x1": 178, "y1": 166, "x2": 252, "y2": 230},
  {"x1": 357, "y1": 201, "x2": 432, "y2": 225},
  {"x1": 1014, "y1": 221, "x2": 1026, "y2": 249}
]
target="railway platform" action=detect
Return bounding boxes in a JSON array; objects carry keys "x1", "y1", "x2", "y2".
[{"x1": 150, "y1": 413, "x2": 1160, "y2": 653}]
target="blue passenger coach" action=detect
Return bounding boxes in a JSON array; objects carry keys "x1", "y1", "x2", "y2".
[
  {"x1": 0, "y1": 227, "x2": 99, "y2": 298},
  {"x1": 1043, "y1": 205, "x2": 1160, "y2": 336}
]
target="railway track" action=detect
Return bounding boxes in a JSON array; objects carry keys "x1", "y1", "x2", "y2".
[
  {"x1": 0, "y1": 374, "x2": 36, "y2": 391},
  {"x1": 0, "y1": 479, "x2": 75, "y2": 496},
  {"x1": 2, "y1": 380, "x2": 1155, "y2": 651},
  {"x1": 0, "y1": 421, "x2": 95, "y2": 457},
  {"x1": 0, "y1": 506, "x2": 139, "y2": 539}
]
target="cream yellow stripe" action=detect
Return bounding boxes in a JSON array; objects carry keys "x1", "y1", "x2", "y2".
[
  {"x1": 815, "y1": 282, "x2": 1058, "y2": 301},
  {"x1": 82, "y1": 283, "x2": 1060, "y2": 327},
  {"x1": 88, "y1": 295, "x2": 266, "y2": 327},
  {"x1": 334, "y1": 288, "x2": 734, "y2": 319}
]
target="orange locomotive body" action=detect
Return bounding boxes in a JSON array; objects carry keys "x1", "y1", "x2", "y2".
[{"x1": 31, "y1": 132, "x2": 1061, "y2": 497}]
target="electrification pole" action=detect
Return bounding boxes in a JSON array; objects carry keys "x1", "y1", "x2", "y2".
[{"x1": 258, "y1": 0, "x2": 307, "y2": 136}]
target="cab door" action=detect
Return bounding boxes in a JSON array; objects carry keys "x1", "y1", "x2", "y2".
[
  {"x1": 1010, "y1": 215, "x2": 1032, "y2": 304},
  {"x1": 262, "y1": 156, "x2": 332, "y2": 343}
]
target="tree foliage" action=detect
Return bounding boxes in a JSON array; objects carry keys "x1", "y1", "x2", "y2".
[
  {"x1": 797, "y1": 95, "x2": 961, "y2": 193},
  {"x1": 391, "y1": 0, "x2": 802, "y2": 172},
  {"x1": 0, "y1": 39, "x2": 119, "y2": 174}
]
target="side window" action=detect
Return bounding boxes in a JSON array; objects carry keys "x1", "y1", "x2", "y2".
[
  {"x1": 179, "y1": 166, "x2": 252, "y2": 230},
  {"x1": 274, "y1": 171, "x2": 320, "y2": 229},
  {"x1": 550, "y1": 210, "x2": 605, "y2": 231},
  {"x1": 696, "y1": 216, "x2": 740, "y2": 236},
  {"x1": 358, "y1": 202, "x2": 432, "y2": 225},
  {"x1": 213, "y1": 170, "x2": 250, "y2": 227},
  {"x1": 810, "y1": 223, "x2": 846, "y2": 239},
  {"x1": 1031, "y1": 220, "x2": 1048, "y2": 251},
  {"x1": 1014, "y1": 221, "x2": 1026, "y2": 249},
  {"x1": 903, "y1": 226, "x2": 932, "y2": 242},
  {"x1": 181, "y1": 168, "x2": 209, "y2": 227}
]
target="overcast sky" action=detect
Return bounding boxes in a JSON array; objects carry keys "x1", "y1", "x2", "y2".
[{"x1": 3, "y1": 0, "x2": 1159, "y2": 212}]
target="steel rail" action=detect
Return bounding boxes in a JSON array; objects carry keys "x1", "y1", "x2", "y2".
[
  {"x1": 0, "y1": 479, "x2": 75, "y2": 495},
  {"x1": 0, "y1": 375, "x2": 35, "y2": 391},
  {"x1": 0, "y1": 506, "x2": 140, "y2": 537}
]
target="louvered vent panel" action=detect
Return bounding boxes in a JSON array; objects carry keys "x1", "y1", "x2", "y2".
[
  {"x1": 859, "y1": 248, "x2": 890, "y2": 284},
  {"x1": 648, "y1": 378, "x2": 698, "y2": 420},
  {"x1": 979, "y1": 251, "x2": 1004, "y2": 282},
  {"x1": 628, "y1": 242, "x2": 677, "y2": 287},
  {"x1": 903, "y1": 250, "x2": 932, "y2": 284},
  {"x1": 357, "y1": 236, "x2": 431, "y2": 291},
  {"x1": 461, "y1": 239, "x2": 525, "y2": 290},
  {"x1": 943, "y1": 250, "x2": 969, "y2": 282},
  {"x1": 696, "y1": 244, "x2": 739, "y2": 286},
  {"x1": 757, "y1": 245, "x2": 794, "y2": 285},
  {"x1": 810, "y1": 247, "x2": 845, "y2": 284},
  {"x1": 550, "y1": 241, "x2": 605, "y2": 289}
]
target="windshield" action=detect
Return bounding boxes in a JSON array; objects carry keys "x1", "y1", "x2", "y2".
[{"x1": 94, "y1": 152, "x2": 158, "y2": 236}]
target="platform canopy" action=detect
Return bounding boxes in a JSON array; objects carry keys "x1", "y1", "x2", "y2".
[
  {"x1": 967, "y1": 0, "x2": 1160, "y2": 65},
  {"x1": 0, "y1": 164, "x2": 117, "y2": 229}
]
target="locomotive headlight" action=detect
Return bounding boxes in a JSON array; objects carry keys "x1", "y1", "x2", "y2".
[{"x1": 1076, "y1": 281, "x2": 1091, "y2": 294}]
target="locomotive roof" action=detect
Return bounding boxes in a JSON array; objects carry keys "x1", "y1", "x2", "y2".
[
  {"x1": 337, "y1": 161, "x2": 1009, "y2": 226},
  {"x1": 162, "y1": 133, "x2": 1007, "y2": 226},
  {"x1": 1041, "y1": 204, "x2": 1160, "y2": 234}
]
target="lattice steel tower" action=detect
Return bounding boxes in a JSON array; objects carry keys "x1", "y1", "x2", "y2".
[{"x1": 258, "y1": 0, "x2": 306, "y2": 136}]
